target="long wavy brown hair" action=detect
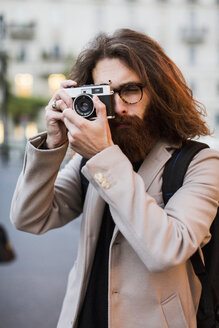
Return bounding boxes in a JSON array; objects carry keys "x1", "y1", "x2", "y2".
[{"x1": 69, "y1": 28, "x2": 210, "y2": 143}]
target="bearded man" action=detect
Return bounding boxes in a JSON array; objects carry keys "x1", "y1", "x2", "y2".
[{"x1": 10, "y1": 29, "x2": 219, "y2": 328}]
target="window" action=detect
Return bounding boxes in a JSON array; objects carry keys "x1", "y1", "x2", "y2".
[
  {"x1": 217, "y1": 82, "x2": 219, "y2": 95},
  {"x1": 17, "y1": 45, "x2": 27, "y2": 62},
  {"x1": 217, "y1": 47, "x2": 219, "y2": 66},
  {"x1": 189, "y1": 46, "x2": 196, "y2": 65},
  {"x1": 187, "y1": 0, "x2": 198, "y2": 3},
  {"x1": 53, "y1": 44, "x2": 61, "y2": 59},
  {"x1": 215, "y1": 113, "x2": 219, "y2": 126}
]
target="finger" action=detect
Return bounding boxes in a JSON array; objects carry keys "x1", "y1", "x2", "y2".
[
  {"x1": 64, "y1": 118, "x2": 81, "y2": 141},
  {"x1": 63, "y1": 108, "x2": 88, "y2": 129},
  {"x1": 60, "y1": 80, "x2": 77, "y2": 89},
  {"x1": 63, "y1": 116, "x2": 73, "y2": 131},
  {"x1": 51, "y1": 99, "x2": 68, "y2": 112},
  {"x1": 49, "y1": 89, "x2": 73, "y2": 108},
  {"x1": 93, "y1": 96, "x2": 107, "y2": 121},
  {"x1": 45, "y1": 108, "x2": 65, "y2": 122},
  {"x1": 67, "y1": 131, "x2": 80, "y2": 153}
]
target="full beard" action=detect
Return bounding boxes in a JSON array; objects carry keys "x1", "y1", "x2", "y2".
[{"x1": 108, "y1": 113, "x2": 158, "y2": 163}]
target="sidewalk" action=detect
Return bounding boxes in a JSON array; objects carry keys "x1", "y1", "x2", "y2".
[{"x1": 0, "y1": 157, "x2": 81, "y2": 328}]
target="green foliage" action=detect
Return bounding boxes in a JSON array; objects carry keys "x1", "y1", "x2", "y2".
[{"x1": 8, "y1": 94, "x2": 49, "y2": 124}]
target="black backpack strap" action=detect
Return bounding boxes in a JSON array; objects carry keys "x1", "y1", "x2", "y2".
[
  {"x1": 162, "y1": 140, "x2": 209, "y2": 205},
  {"x1": 79, "y1": 157, "x2": 89, "y2": 203},
  {"x1": 162, "y1": 140, "x2": 219, "y2": 327},
  {"x1": 191, "y1": 251, "x2": 216, "y2": 327},
  {"x1": 202, "y1": 209, "x2": 219, "y2": 300}
]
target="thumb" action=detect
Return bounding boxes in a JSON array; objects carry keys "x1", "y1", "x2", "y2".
[{"x1": 93, "y1": 96, "x2": 107, "y2": 121}]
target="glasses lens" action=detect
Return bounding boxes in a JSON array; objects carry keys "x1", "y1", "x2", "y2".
[{"x1": 120, "y1": 84, "x2": 143, "y2": 104}]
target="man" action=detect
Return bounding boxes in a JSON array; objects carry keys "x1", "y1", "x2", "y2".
[{"x1": 10, "y1": 29, "x2": 219, "y2": 328}]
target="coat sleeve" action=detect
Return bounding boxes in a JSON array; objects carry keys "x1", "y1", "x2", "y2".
[
  {"x1": 10, "y1": 133, "x2": 83, "y2": 234},
  {"x1": 82, "y1": 144, "x2": 219, "y2": 272}
]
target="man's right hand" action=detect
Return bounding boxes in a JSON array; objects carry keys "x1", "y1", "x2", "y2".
[{"x1": 45, "y1": 80, "x2": 77, "y2": 149}]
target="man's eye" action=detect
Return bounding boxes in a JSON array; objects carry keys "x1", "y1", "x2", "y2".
[{"x1": 123, "y1": 86, "x2": 139, "y2": 93}]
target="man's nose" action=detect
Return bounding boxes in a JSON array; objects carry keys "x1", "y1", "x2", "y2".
[{"x1": 114, "y1": 93, "x2": 128, "y2": 115}]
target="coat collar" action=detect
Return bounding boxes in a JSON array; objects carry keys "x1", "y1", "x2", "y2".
[{"x1": 138, "y1": 139, "x2": 180, "y2": 191}]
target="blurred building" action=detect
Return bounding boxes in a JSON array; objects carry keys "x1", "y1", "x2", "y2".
[{"x1": 0, "y1": 0, "x2": 219, "y2": 139}]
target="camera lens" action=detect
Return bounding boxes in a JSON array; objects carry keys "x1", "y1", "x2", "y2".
[
  {"x1": 74, "y1": 95, "x2": 94, "y2": 118},
  {"x1": 81, "y1": 102, "x2": 89, "y2": 112}
]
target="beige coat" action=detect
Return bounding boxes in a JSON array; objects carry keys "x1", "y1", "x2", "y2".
[{"x1": 10, "y1": 133, "x2": 219, "y2": 328}]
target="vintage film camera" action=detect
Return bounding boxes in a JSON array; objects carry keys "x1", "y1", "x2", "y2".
[{"x1": 65, "y1": 84, "x2": 115, "y2": 120}]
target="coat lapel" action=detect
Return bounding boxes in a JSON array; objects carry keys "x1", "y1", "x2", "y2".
[
  {"x1": 111, "y1": 140, "x2": 178, "y2": 240},
  {"x1": 138, "y1": 140, "x2": 174, "y2": 191}
]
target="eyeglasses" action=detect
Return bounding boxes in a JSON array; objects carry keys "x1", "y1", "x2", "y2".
[{"x1": 113, "y1": 82, "x2": 144, "y2": 105}]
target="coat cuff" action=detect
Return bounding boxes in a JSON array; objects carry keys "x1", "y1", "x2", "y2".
[{"x1": 81, "y1": 145, "x2": 131, "y2": 191}]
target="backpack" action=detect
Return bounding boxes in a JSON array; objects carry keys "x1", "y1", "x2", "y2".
[
  {"x1": 162, "y1": 140, "x2": 219, "y2": 328},
  {"x1": 80, "y1": 140, "x2": 219, "y2": 327}
]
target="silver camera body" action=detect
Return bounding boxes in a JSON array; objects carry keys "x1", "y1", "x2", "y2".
[{"x1": 64, "y1": 84, "x2": 115, "y2": 120}]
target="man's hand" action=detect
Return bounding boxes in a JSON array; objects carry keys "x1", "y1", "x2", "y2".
[
  {"x1": 45, "y1": 80, "x2": 76, "y2": 149},
  {"x1": 63, "y1": 96, "x2": 114, "y2": 158}
]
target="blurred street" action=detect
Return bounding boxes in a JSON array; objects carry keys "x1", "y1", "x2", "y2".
[
  {"x1": 0, "y1": 2, "x2": 219, "y2": 327},
  {"x1": 0, "y1": 153, "x2": 81, "y2": 328}
]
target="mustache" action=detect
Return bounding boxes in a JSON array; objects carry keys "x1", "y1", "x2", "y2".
[{"x1": 109, "y1": 114, "x2": 143, "y2": 127}]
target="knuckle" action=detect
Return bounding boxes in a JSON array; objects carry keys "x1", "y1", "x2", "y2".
[
  {"x1": 68, "y1": 133, "x2": 75, "y2": 144},
  {"x1": 63, "y1": 108, "x2": 71, "y2": 118},
  {"x1": 100, "y1": 102, "x2": 107, "y2": 110},
  {"x1": 45, "y1": 107, "x2": 50, "y2": 115},
  {"x1": 69, "y1": 131, "x2": 76, "y2": 140},
  {"x1": 97, "y1": 103, "x2": 106, "y2": 113},
  {"x1": 56, "y1": 99, "x2": 63, "y2": 108},
  {"x1": 45, "y1": 111, "x2": 51, "y2": 120},
  {"x1": 78, "y1": 121, "x2": 87, "y2": 130},
  {"x1": 53, "y1": 90, "x2": 60, "y2": 98},
  {"x1": 60, "y1": 80, "x2": 68, "y2": 87}
]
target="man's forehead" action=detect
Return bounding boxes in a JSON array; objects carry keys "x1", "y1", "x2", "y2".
[{"x1": 92, "y1": 57, "x2": 141, "y2": 87}]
